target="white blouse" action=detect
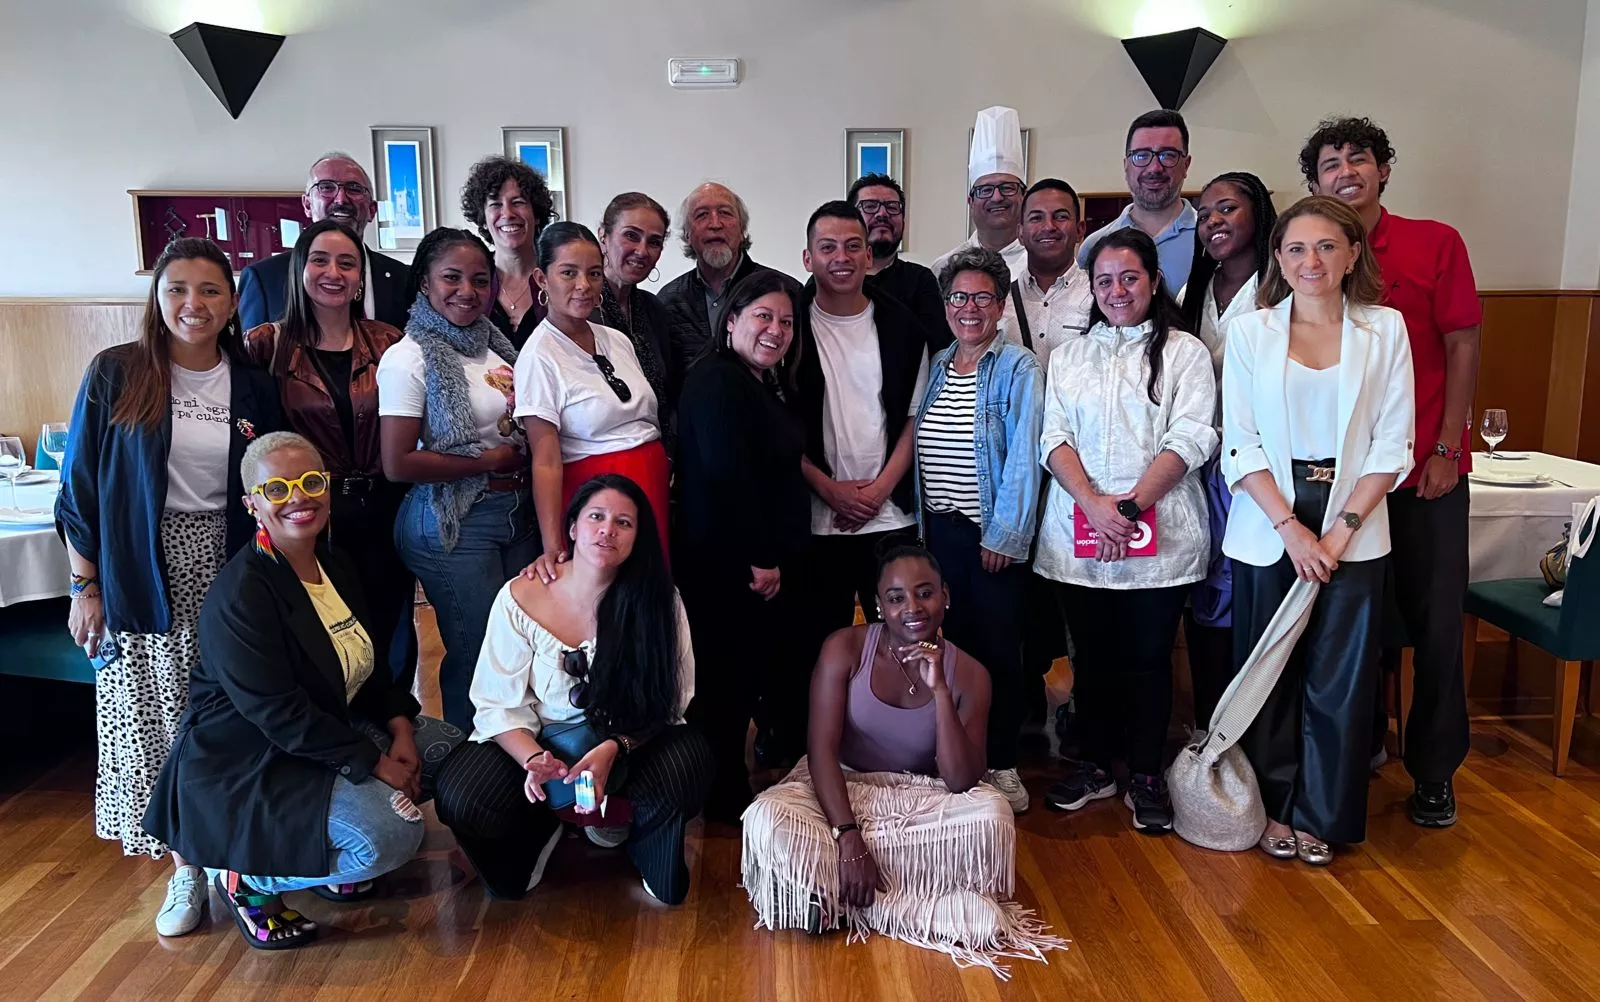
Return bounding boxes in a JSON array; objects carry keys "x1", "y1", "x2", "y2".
[
  {"x1": 1286, "y1": 360, "x2": 1341, "y2": 460},
  {"x1": 512, "y1": 319, "x2": 660, "y2": 461},
  {"x1": 468, "y1": 580, "x2": 696, "y2": 742},
  {"x1": 1196, "y1": 272, "x2": 1259, "y2": 384},
  {"x1": 1034, "y1": 321, "x2": 1218, "y2": 589}
]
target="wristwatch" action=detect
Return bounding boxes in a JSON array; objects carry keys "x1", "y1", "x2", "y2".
[
  {"x1": 1116, "y1": 499, "x2": 1142, "y2": 520},
  {"x1": 1339, "y1": 510, "x2": 1363, "y2": 531},
  {"x1": 1433, "y1": 442, "x2": 1464, "y2": 461},
  {"x1": 830, "y1": 822, "x2": 860, "y2": 841}
]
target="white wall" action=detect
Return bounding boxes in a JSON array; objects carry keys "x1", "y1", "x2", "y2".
[
  {"x1": 1561, "y1": 0, "x2": 1600, "y2": 288},
  {"x1": 0, "y1": 0, "x2": 1588, "y2": 297}
]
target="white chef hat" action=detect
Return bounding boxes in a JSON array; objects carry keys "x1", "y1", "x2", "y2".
[{"x1": 968, "y1": 106, "x2": 1025, "y2": 187}]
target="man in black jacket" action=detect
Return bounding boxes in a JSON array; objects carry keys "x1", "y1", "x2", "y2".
[
  {"x1": 237, "y1": 152, "x2": 412, "y2": 330},
  {"x1": 657, "y1": 182, "x2": 772, "y2": 393},
  {"x1": 793, "y1": 201, "x2": 929, "y2": 657},
  {"x1": 850, "y1": 172, "x2": 949, "y2": 352}
]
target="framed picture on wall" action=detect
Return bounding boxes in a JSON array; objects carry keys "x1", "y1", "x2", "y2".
[
  {"x1": 503, "y1": 127, "x2": 568, "y2": 222},
  {"x1": 965, "y1": 127, "x2": 1031, "y2": 237},
  {"x1": 845, "y1": 129, "x2": 906, "y2": 186},
  {"x1": 370, "y1": 126, "x2": 438, "y2": 251}
]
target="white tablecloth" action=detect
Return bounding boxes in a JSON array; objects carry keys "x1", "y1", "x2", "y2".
[
  {"x1": 1468, "y1": 452, "x2": 1600, "y2": 582},
  {"x1": 0, "y1": 478, "x2": 68, "y2": 606}
]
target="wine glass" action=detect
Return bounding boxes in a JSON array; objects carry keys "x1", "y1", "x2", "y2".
[
  {"x1": 1479, "y1": 409, "x2": 1509, "y2": 461},
  {"x1": 0, "y1": 437, "x2": 26, "y2": 508},
  {"x1": 39, "y1": 422, "x2": 68, "y2": 472}
]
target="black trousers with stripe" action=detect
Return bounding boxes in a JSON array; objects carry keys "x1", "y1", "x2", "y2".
[{"x1": 433, "y1": 725, "x2": 713, "y2": 903}]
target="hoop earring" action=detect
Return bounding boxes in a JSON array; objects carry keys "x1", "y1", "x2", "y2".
[
  {"x1": 538, "y1": 289, "x2": 549, "y2": 307},
  {"x1": 649, "y1": 267, "x2": 661, "y2": 283}
]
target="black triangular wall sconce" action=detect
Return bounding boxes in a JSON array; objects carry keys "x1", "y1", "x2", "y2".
[
  {"x1": 1122, "y1": 27, "x2": 1227, "y2": 111},
  {"x1": 171, "y1": 22, "x2": 285, "y2": 119}
]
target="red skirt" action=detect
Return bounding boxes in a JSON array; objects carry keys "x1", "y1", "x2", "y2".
[{"x1": 561, "y1": 439, "x2": 671, "y2": 559}]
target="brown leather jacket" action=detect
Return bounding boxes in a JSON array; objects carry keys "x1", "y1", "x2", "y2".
[{"x1": 242, "y1": 320, "x2": 404, "y2": 477}]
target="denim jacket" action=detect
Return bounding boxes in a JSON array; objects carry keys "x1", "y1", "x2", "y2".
[{"x1": 913, "y1": 339, "x2": 1044, "y2": 560}]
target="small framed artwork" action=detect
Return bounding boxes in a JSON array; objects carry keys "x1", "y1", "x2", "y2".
[
  {"x1": 845, "y1": 128, "x2": 906, "y2": 187},
  {"x1": 370, "y1": 126, "x2": 438, "y2": 251},
  {"x1": 965, "y1": 127, "x2": 1031, "y2": 236},
  {"x1": 503, "y1": 127, "x2": 568, "y2": 222}
]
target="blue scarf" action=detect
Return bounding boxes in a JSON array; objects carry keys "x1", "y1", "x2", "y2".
[{"x1": 403, "y1": 293, "x2": 519, "y2": 550}]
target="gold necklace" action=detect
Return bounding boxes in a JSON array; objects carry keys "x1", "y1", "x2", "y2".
[{"x1": 881, "y1": 633, "x2": 920, "y2": 696}]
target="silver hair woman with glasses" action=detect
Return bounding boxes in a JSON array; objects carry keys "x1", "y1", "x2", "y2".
[{"x1": 912, "y1": 246, "x2": 1044, "y2": 814}]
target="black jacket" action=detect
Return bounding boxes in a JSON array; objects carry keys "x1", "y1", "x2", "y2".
[
  {"x1": 657, "y1": 254, "x2": 773, "y2": 400},
  {"x1": 792, "y1": 282, "x2": 928, "y2": 517},
  {"x1": 867, "y1": 257, "x2": 950, "y2": 353},
  {"x1": 56, "y1": 344, "x2": 282, "y2": 633},
  {"x1": 237, "y1": 246, "x2": 412, "y2": 331},
  {"x1": 142, "y1": 544, "x2": 420, "y2": 876},
  {"x1": 674, "y1": 351, "x2": 809, "y2": 575}
]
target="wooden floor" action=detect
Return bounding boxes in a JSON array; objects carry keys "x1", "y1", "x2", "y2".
[{"x1": 6, "y1": 621, "x2": 1600, "y2": 1000}]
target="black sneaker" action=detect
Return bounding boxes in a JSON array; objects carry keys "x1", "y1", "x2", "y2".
[
  {"x1": 1408, "y1": 780, "x2": 1457, "y2": 828},
  {"x1": 1125, "y1": 773, "x2": 1174, "y2": 834},
  {"x1": 1044, "y1": 760, "x2": 1116, "y2": 811}
]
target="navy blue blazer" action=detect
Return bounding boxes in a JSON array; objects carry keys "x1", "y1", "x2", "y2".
[
  {"x1": 237, "y1": 246, "x2": 412, "y2": 330},
  {"x1": 56, "y1": 343, "x2": 283, "y2": 634}
]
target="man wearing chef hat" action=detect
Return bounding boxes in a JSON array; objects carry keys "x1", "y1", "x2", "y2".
[{"x1": 931, "y1": 106, "x2": 1030, "y2": 282}]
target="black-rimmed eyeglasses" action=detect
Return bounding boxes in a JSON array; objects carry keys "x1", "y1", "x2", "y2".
[
  {"x1": 1125, "y1": 148, "x2": 1186, "y2": 169},
  {"x1": 308, "y1": 180, "x2": 371, "y2": 199},
  {"x1": 945, "y1": 291, "x2": 998, "y2": 308},
  {"x1": 592, "y1": 353, "x2": 633, "y2": 403},
  {"x1": 856, "y1": 199, "x2": 904, "y2": 217},
  {"x1": 969, "y1": 181, "x2": 1023, "y2": 200}
]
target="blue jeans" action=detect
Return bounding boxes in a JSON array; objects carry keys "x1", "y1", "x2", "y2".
[
  {"x1": 244, "y1": 715, "x2": 464, "y2": 893},
  {"x1": 537, "y1": 719, "x2": 631, "y2": 810},
  {"x1": 395, "y1": 488, "x2": 540, "y2": 730}
]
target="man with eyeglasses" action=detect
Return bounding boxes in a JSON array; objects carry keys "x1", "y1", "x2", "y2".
[
  {"x1": 1076, "y1": 109, "x2": 1198, "y2": 297},
  {"x1": 931, "y1": 107, "x2": 1030, "y2": 284},
  {"x1": 237, "y1": 152, "x2": 412, "y2": 330},
  {"x1": 850, "y1": 173, "x2": 950, "y2": 352},
  {"x1": 1302, "y1": 115, "x2": 1481, "y2": 831}
]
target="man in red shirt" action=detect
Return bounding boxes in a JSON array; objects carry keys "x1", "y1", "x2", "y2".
[{"x1": 1302, "y1": 116, "x2": 1480, "y2": 828}]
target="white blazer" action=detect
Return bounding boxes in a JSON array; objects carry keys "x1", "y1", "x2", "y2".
[{"x1": 1221, "y1": 294, "x2": 1416, "y2": 567}]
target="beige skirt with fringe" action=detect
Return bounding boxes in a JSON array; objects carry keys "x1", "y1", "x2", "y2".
[{"x1": 740, "y1": 758, "x2": 1067, "y2": 979}]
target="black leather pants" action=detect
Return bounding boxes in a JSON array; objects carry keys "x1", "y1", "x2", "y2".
[{"x1": 1236, "y1": 462, "x2": 1387, "y2": 844}]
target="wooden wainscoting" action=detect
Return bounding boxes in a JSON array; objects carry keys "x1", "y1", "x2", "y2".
[
  {"x1": 1477, "y1": 289, "x2": 1600, "y2": 460},
  {"x1": 0, "y1": 298, "x2": 142, "y2": 457}
]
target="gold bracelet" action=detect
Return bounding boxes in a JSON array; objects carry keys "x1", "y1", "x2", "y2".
[
  {"x1": 1272, "y1": 513, "x2": 1297, "y2": 531},
  {"x1": 838, "y1": 850, "x2": 869, "y2": 864}
]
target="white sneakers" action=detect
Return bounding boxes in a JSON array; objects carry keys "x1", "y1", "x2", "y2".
[
  {"x1": 154, "y1": 864, "x2": 207, "y2": 937},
  {"x1": 584, "y1": 825, "x2": 630, "y2": 849},
  {"x1": 986, "y1": 769, "x2": 1030, "y2": 814}
]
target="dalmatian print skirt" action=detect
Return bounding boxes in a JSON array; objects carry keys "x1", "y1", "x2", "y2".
[{"x1": 94, "y1": 510, "x2": 228, "y2": 858}]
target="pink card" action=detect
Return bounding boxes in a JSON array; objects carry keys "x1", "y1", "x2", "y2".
[{"x1": 1073, "y1": 505, "x2": 1158, "y2": 557}]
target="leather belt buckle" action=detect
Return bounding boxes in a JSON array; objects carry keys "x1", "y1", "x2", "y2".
[{"x1": 1304, "y1": 464, "x2": 1336, "y2": 484}]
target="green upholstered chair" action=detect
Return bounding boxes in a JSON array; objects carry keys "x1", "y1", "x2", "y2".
[
  {"x1": 1464, "y1": 502, "x2": 1600, "y2": 775},
  {"x1": 0, "y1": 598, "x2": 93, "y2": 684}
]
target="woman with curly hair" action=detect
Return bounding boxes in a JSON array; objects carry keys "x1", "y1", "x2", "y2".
[{"x1": 461, "y1": 155, "x2": 557, "y2": 350}]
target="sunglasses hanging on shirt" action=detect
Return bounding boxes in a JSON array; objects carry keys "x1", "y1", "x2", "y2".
[{"x1": 591, "y1": 352, "x2": 632, "y2": 403}]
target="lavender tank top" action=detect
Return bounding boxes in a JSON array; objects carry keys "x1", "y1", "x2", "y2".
[{"x1": 836, "y1": 624, "x2": 961, "y2": 775}]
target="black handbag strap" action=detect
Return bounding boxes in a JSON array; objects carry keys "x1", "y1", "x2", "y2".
[{"x1": 1010, "y1": 283, "x2": 1033, "y2": 351}]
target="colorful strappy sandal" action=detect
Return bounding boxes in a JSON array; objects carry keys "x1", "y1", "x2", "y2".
[
  {"x1": 215, "y1": 870, "x2": 319, "y2": 950},
  {"x1": 309, "y1": 879, "x2": 377, "y2": 902}
]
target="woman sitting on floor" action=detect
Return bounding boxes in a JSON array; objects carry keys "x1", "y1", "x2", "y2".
[
  {"x1": 741, "y1": 545, "x2": 1065, "y2": 975},
  {"x1": 433, "y1": 474, "x2": 712, "y2": 904},
  {"x1": 143, "y1": 431, "x2": 464, "y2": 950}
]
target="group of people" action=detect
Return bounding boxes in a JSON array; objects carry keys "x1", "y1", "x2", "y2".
[{"x1": 54, "y1": 101, "x2": 1479, "y2": 970}]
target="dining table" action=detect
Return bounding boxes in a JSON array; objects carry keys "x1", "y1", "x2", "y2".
[
  {"x1": 0, "y1": 471, "x2": 68, "y2": 606},
  {"x1": 1466, "y1": 451, "x2": 1600, "y2": 582}
]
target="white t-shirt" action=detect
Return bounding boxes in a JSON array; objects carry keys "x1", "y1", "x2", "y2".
[
  {"x1": 809, "y1": 302, "x2": 929, "y2": 536},
  {"x1": 376, "y1": 337, "x2": 524, "y2": 453},
  {"x1": 166, "y1": 356, "x2": 231, "y2": 512},
  {"x1": 1286, "y1": 360, "x2": 1341, "y2": 461},
  {"x1": 512, "y1": 319, "x2": 660, "y2": 461}
]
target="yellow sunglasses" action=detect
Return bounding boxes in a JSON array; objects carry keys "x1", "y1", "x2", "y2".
[{"x1": 251, "y1": 470, "x2": 331, "y2": 504}]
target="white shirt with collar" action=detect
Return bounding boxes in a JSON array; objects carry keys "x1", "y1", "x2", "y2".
[
  {"x1": 1221, "y1": 294, "x2": 1417, "y2": 568},
  {"x1": 930, "y1": 234, "x2": 1028, "y2": 285},
  {"x1": 999, "y1": 263, "x2": 1093, "y2": 365}
]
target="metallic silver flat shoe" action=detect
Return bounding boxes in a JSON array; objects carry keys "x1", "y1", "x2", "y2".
[
  {"x1": 1295, "y1": 834, "x2": 1333, "y2": 866},
  {"x1": 1258, "y1": 833, "x2": 1298, "y2": 859}
]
